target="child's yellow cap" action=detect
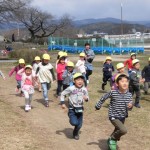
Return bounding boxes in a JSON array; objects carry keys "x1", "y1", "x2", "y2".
[
  {"x1": 132, "y1": 59, "x2": 139, "y2": 65},
  {"x1": 116, "y1": 63, "x2": 124, "y2": 70}
]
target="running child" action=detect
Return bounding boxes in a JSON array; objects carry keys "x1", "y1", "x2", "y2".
[
  {"x1": 76, "y1": 52, "x2": 87, "y2": 86},
  {"x1": 56, "y1": 51, "x2": 64, "y2": 69},
  {"x1": 124, "y1": 53, "x2": 136, "y2": 75},
  {"x1": 129, "y1": 59, "x2": 145, "y2": 108},
  {"x1": 9, "y1": 58, "x2": 25, "y2": 96},
  {"x1": 102, "y1": 56, "x2": 114, "y2": 90},
  {"x1": 60, "y1": 73, "x2": 89, "y2": 140},
  {"x1": 142, "y1": 57, "x2": 150, "y2": 94},
  {"x1": 36, "y1": 54, "x2": 56, "y2": 107},
  {"x1": 32, "y1": 56, "x2": 42, "y2": 92},
  {"x1": 111, "y1": 63, "x2": 125, "y2": 90},
  {"x1": 95, "y1": 74, "x2": 133, "y2": 150},
  {"x1": 18, "y1": 65, "x2": 36, "y2": 112},
  {"x1": 62, "y1": 61, "x2": 76, "y2": 90},
  {"x1": 56, "y1": 54, "x2": 66, "y2": 97}
]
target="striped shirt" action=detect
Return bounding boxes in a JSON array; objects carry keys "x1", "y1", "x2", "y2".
[{"x1": 95, "y1": 90, "x2": 132, "y2": 119}]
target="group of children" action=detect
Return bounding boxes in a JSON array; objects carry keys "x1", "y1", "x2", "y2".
[
  {"x1": 101, "y1": 53, "x2": 150, "y2": 109},
  {"x1": 0, "y1": 47, "x2": 149, "y2": 150}
]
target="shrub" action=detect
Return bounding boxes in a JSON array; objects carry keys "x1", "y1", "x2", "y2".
[{"x1": 8, "y1": 49, "x2": 44, "y2": 63}]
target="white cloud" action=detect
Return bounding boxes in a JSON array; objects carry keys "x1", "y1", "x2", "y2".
[{"x1": 31, "y1": 0, "x2": 150, "y2": 21}]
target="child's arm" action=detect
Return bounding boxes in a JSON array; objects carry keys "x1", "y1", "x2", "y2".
[
  {"x1": 62, "y1": 70, "x2": 68, "y2": 79},
  {"x1": 130, "y1": 71, "x2": 139, "y2": 85},
  {"x1": 141, "y1": 66, "x2": 147, "y2": 78},
  {"x1": 103, "y1": 64, "x2": 108, "y2": 72},
  {"x1": 112, "y1": 65, "x2": 115, "y2": 72},
  {"x1": 9, "y1": 67, "x2": 16, "y2": 77},
  {"x1": 0, "y1": 70, "x2": 5, "y2": 80},
  {"x1": 50, "y1": 68, "x2": 56, "y2": 81},
  {"x1": 60, "y1": 87, "x2": 71, "y2": 109},
  {"x1": 17, "y1": 68, "x2": 25, "y2": 76},
  {"x1": 83, "y1": 88, "x2": 89, "y2": 102},
  {"x1": 95, "y1": 91, "x2": 112, "y2": 110},
  {"x1": 124, "y1": 59, "x2": 128, "y2": 67}
]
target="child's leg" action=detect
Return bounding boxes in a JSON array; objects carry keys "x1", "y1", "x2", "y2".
[
  {"x1": 102, "y1": 76, "x2": 108, "y2": 90},
  {"x1": 24, "y1": 91, "x2": 30, "y2": 111},
  {"x1": 29, "y1": 94, "x2": 33, "y2": 107},
  {"x1": 68, "y1": 109, "x2": 83, "y2": 139},
  {"x1": 110, "y1": 119, "x2": 127, "y2": 141},
  {"x1": 41, "y1": 83, "x2": 49, "y2": 101},
  {"x1": 134, "y1": 86, "x2": 141, "y2": 107},
  {"x1": 144, "y1": 82, "x2": 149, "y2": 94},
  {"x1": 57, "y1": 80, "x2": 63, "y2": 96},
  {"x1": 63, "y1": 84, "x2": 69, "y2": 90},
  {"x1": 17, "y1": 80, "x2": 21, "y2": 89}
]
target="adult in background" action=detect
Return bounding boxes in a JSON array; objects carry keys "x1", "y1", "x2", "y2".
[{"x1": 83, "y1": 43, "x2": 95, "y2": 84}]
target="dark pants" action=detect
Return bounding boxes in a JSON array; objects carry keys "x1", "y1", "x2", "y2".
[
  {"x1": 57, "y1": 80, "x2": 63, "y2": 96},
  {"x1": 68, "y1": 109, "x2": 83, "y2": 135},
  {"x1": 86, "y1": 70, "x2": 92, "y2": 80},
  {"x1": 102, "y1": 75, "x2": 112, "y2": 87},
  {"x1": 63, "y1": 84, "x2": 69, "y2": 90},
  {"x1": 110, "y1": 119, "x2": 127, "y2": 141},
  {"x1": 129, "y1": 85, "x2": 141, "y2": 105}
]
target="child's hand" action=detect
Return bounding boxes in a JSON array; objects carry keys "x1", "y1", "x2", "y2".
[
  {"x1": 108, "y1": 68, "x2": 112, "y2": 71},
  {"x1": 111, "y1": 86, "x2": 115, "y2": 90},
  {"x1": 61, "y1": 104, "x2": 67, "y2": 109},
  {"x1": 83, "y1": 96, "x2": 88, "y2": 102},
  {"x1": 127, "y1": 102, "x2": 133, "y2": 109}
]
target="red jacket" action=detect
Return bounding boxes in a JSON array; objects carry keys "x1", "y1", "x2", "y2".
[
  {"x1": 56, "y1": 63, "x2": 66, "y2": 80},
  {"x1": 124, "y1": 58, "x2": 133, "y2": 70}
]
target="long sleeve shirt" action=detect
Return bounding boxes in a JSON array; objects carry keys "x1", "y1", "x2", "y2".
[
  {"x1": 142, "y1": 64, "x2": 150, "y2": 82},
  {"x1": 56, "y1": 63, "x2": 66, "y2": 81},
  {"x1": 36, "y1": 62, "x2": 56, "y2": 83},
  {"x1": 76, "y1": 60, "x2": 86, "y2": 74},
  {"x1": 129, "y1": 69, "x2": 141, "y2": 86},
  {"x1": 60, "y1": 85, "x2": 89, "y2": 109},
  {"x1": 95, "y1": 90, "x2": 132, "y2": 120},
  {"x1": 124, "y1": 58, "x2": 133, "y2": 70},
  {"x1": 103, "y1": 63, "x2": 114, "y2": 77}
]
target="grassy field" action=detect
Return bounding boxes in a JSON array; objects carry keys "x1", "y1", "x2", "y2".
[{"x1": 0, "y1": 53, "x2": 150, "y2": 150}]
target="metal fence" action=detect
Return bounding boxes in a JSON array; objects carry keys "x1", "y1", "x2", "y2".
[{"x1": 48, "y1": 36, "x2": 144, "y2": 55}]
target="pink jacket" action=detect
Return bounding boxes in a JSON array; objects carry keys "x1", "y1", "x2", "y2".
[
  {"x1": 9, "y1": 65, "x2": 24, "y2": 81},
  {"x1": 56, "y1": 63, "x2": 66, "y2": 81}
]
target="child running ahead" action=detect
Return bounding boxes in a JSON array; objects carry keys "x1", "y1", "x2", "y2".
[
  {"x1": 95, "y1": 74, "x2": 133, "y2": 150},
  {"x1": 60, "y1": 73, "x2": 89, "y2": 140}
]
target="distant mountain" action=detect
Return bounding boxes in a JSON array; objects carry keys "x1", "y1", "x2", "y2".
[
  {"x1": 79, "y1": 22, "x2": 149, "y2": 35},
  {"x1": 73, "y1": 17, "x2": 150, "y2": 27}
]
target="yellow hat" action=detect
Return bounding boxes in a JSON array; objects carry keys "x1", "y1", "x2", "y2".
[
  {"x1": 148, "y1": 57, "x2": 150, "y2": 61},
  {"x1": 116, "y1": 63, "x2": 125, "y2": 70},
  {"x1": 79, "y1": 52, "x2": 86, "y2": 57},
  {"x1": 132, "y1": 59, "x2": 139, "y2": 65},
  {"x1": 19, "y1": 58, "x2": 25, "y2": 64},
  {"x1": 105, "y1": 56, "x2": 112, "y2": 61},
  {"x1": 59, "y1": 53, "x2": 66, "y2": 59},
  {"x1": 63, "y1": 52, "x2": 68, "y2": 57},
  {"x1": 131, "y1": 53, "x2": 136, "y2": 57},
  {"x1": 42, "y1": 54, "x2": 50, "y2": 60},
  {"x1": 67, "y1": 61, "x2": 74, "y2": 67},
  {"x1": 34, "y1": 56, "x2": 41, "y2": 61},
  {"x1": 58, "y1": 51, "x2": 64, "y2": 56},
  {"x1": 73, "y1": 73, "x2": 84, "y2": 81},
  {"x1": 115, "y1": 73, "x2": 127, "y2": 82},
  {"x1": 25, "y1": 65, "x2": 32, "y2": 69}
]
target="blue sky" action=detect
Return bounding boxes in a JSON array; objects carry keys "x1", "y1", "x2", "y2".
[{"x1": 32, "y1": 0, "x2": 150, "y2": 21}]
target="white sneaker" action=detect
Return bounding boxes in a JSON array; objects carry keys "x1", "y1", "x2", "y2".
[
  {"x1": 25, "y1": 105, "x2": 30, "y2": 112},
  {"x1": 87, "y1": 80, "x2": 89, "y2": 84},
  {"x1": 28, "y1": 105, "x2": 31, "y2": 110}
]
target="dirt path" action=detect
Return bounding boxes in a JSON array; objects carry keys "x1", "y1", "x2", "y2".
[{"x1": 0, "y1": 65, "x2": 150, "y2": 150}]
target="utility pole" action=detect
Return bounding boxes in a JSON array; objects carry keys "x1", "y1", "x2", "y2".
[{"x1": 121, "y1": 2, "x2": 123, "y2": 35}]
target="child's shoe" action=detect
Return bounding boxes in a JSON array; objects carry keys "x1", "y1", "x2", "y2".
[
  {"x1": 28, "y1": 105, "x2": 32, "y2": 110},
  {"x1": 134, "y1": 103, "x2": 141, "y2": 108},
  {"x1": 107, "y1": 137, "x2": 117, "y2": 150},
  {"x1": 73, "y1": 129, "x2": 79, "y2": 140},
  {"x1": 25, "y1": 105, "x2": 30, "y2": 112},
  {"x1": 45, "y1": 101, "x2": 49, "y2": 107},
  {"x1": 87, "y1": 80, "x2": 89, "y2": 84},
  {"x1": 101, "y1": 84, "x2": 105, "y2": 90}
]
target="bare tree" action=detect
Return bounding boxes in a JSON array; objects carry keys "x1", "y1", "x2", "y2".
[
  {"x1": 12, "y1": 7, "x2": 71, "y2": 41},
  {"x1": 0, "y1": 0, "x2": 29, "y2": 22}
]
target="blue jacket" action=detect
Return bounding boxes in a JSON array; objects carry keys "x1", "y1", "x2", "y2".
[
  {"x1": 142, "y1": 64, "x2": 150, "y2": 82},
  {"x1": 103, "y1": 63, "x2": 114, "y2": 77}
]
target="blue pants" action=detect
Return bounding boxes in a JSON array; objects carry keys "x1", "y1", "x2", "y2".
[
  {"x1": 68, "y1": 109, "x2": 83, "y2": 134},
  {"x1": 17, "y1": 80, "x2": 21, "y2": 89},
  {"x1": 41, "y1": 82, "x2": 51, "y2": 101}
]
